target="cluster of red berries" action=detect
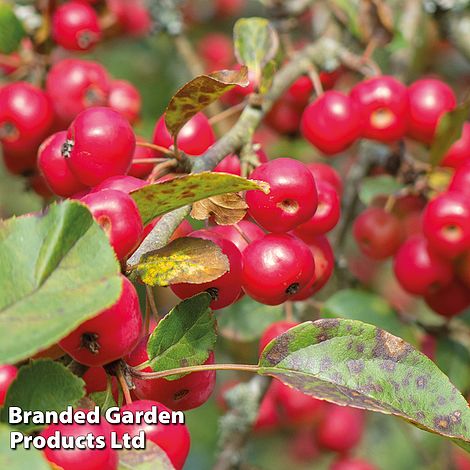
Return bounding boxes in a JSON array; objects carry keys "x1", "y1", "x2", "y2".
[
  {"x1": 51, "y1": 0, "x2": 151, "y2": 53},
  {"x1": 215, "y1": 321, "x2": 376, "y2": 470},
  {"x1": 169, "y1": 159, "x2": 339, "y2": 309},
  {"x1": 302, "y1": 76, "x2": 456, "y2": 154}
]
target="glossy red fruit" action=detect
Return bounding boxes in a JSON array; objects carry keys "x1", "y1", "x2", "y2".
[
  {"x1": 453, "y1": 447, "x2": 470, "y2": 470},
  {"x1": 275, "y1": 381, "x2": 324, "y2": 427},
  {"x1": 213, "y1": 148, "x2": 268, "y2": 176},
  {"x1": 407, "y1": 78, "x2": 456, "y2": 144},
  {"x1": 350, "y1": 76, "x2": 409, "y2": 142},
  {"x1": 92, "y1": 175, "x2": 146, "y2": 194},
  {"x1": 60, "y1": 276, "x2": 142, "y2": 366},
  {"x1": 393, "y1": 235, "x2": 453, "y2": 296},
  {"x1": 115, "y1": 400, "x2": 190, "y2": 470},
  {"x1": 46, "y1": 59, "x2": 110, "y2": 126},
  {"x1": 291, "y1": 234, "x2": 334, "y2": 299},
  {"x1": 449, "y1": 162, "x2": 470, "y2": 197},
  {"x1": 0, "y1": 365, "x2": 17, "y2": 406},
  {"x1": 330, "y1": 457, "x2": 377, "y2": 470},
  {"x1": 0, "y1": 82, "x2": 54, "y2": 159},
  {"x1": 152, "y1": 113, "x2": 215, "y2": 157},
  {"x1": 141, "y1": 218, "x2": 192, "y2": 243},
  {"x1": 2, "y1": 148, "x2": 36, "y2": 175},
  {"x1": 306, "y1": 162, "x2": 343, "y2": 196},
  {"x1": 253, "y1": 383, "x2": 281, "y2": 432},
  {"x1": 128, "y1": 138, "x2": 156, "y2": 178},
  {"x1": 316, "y1": 405, "x2": 365, "y2": 453},
  {"x1": 353, "y1": 207, "x2": 403, "y2": 260},
  {"x1": 301, "y1": 91, "x2": 361, "y2": 155},
  {"x1": 171, "y1": 230, "x2": 243, "y2": 309},
  {"x1": 82, "y1": 366, "x2": 118, "y2": 397},
  {"x1": 198, "y1": 33, "x2": 233, "y2": 70},
  {"x1": 265, "y1": 99, "x2": 302, "y2": 135},
  {"x1": 441, "y1": 122, "x2": 470, "y2": 169},
  {"x1": 424, "y1": 279, "x2": 470, "y2": 318},
  {"x1": 215, "y1": 0, "x2": 246, "y2": 17},
  {"x1": 422, "y1": 191, "x2": 470, "y2": 258},
  {"x1": 107, "y1": 0, "x2": 152, "y2": 36},
  {"x1": 286, "y1": 76, "x2": 313, "y2": 108},
  {"x1": 81, "y1": 189, "x2": 143, "y2": 260},
  {"x1": 288, "y1": 429, "x2": 320, "y2": 463},
  {"x1": 293, "y1": 180, "x2": 340, "y2": 238},
  {"x1": 38, "y1": 131, "x2": 87, "y2": 197},
  {"x1": 242, "y1": 233, "x2": 315, "y2": 305},
  {"x1": 209, "y1": 220, "x2": 265, "y2": 253},
  {"x1": 41, "y1": 411, "x2": 117, "y2": 470},
  {"x1": 65, "y1": 107, "x2": 136, "y2": 186},
  {"x1": 127, "y1": 337, "x2": 216, "y2": 410},
  {"x1": 108, "y1": 80, "x2": 141, "y2": 124},
  {"x1": 259, "y1": 321, "x2": 299, "y2": 354},
  {"x1": 246, "y1": 158, "x2": 318, "y2": 232},
  {"x1": 52, "y1": 1, "x2": 101, "y2": 51}
]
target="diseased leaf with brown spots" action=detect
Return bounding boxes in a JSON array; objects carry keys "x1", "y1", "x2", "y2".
[
  {"x1": 191, "y1": 193, "x2": 248, "y2": 225},
  {"x1": 358, "y1": 0, "x2": 394, "y2": 45},
  {"x1": 130, "y1": 172, "x2": 269, "y2": 225},
  {"x1": 258, "y1": 319, "x2": 470, "y2": 452},
  {"x1": 135, "y1": 237, "x2": 229, "y2": 287},
  {"x1": 164, "y1": 67, "x2": 249, "y2": 137}
]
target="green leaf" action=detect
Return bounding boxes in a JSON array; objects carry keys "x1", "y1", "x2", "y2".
[
  {"x1": 258, "y1": 319, "x2": 470, "y2": 450},
  {"x1": 233, "y1": 18, "x2": 279, "y2": 85},
  {"x1": 135, "y1": 237, "x2": 229, "y2": 287},
  {"x1": 430, "y1": 99, "x2": 470, "y2": 166},
  {"x1": 119, "y1": 441, "x2": 175, "y2": 470},
  {"x1": 359, "y1": 175, "x2": 404, "y2": 205},
  {"x1": 0, "y1": 3, "x2": 25, "y2": 54},
  {"x1": 329, "y1": 0, "x2": 361, "y2": 38},
  {"x1": 0, "y1": 360, "x2": 85, "y2": 432},
  {"x1": 89, "y1": 379, "x2": 117, "y2": 413},
  {"x1": 435, "y1": 337, "x2": 470, "y2": 393},
  {"x1": 147, "y1": 293, "x2": 216, "y2": 380},
  {"x1": 219, "y1": 296, "x2": 284, "y2": 342},
  {"x1": 130, "y1": 172, "x2": 268, "y2": 225},
  {"x1": 165, "y1": 68, "x2": 249, "y2": 137},
  {"x1": 0, "y1": 424, "x2": 50, "y2": 469},
  {"x1": 0, "y1": 200, "x2": 122, "y2": 364},
  {"x1": 259, "y1": 60, "x2": 277, "y2": 95},
  {"x1": 322, "y1": 289, "x2": 416, "y2": 343}
]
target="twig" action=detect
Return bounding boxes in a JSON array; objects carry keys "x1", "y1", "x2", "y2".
[
  {"x1": 135, "y1": 140, "x2": 174, "y2": 156},
  {"x1": 209, "y1": 102, "x2": 246, "y2": 125},
  {"x1": 145, "y1": 285, "x2": 160, "y2": 323},
  {"x1": 116, "y1": 365, "x2": 133, "y2": 405}
]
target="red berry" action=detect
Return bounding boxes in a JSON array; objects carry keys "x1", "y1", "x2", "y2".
[
  {"x1": 274, "y1": 381, "x2": 324, "y2": 427},
  {"x1": 92, "y1": 175, "x2": 147, "y2": 194},
  {"x1": 41, "y1": 411, "x2": 117, "y2": 470},
  {"x1": 152, "y1": 113, "x2": 215, "y2": 157},
  {"x1": 253, "y1": 383, "x2": 281, "y2": 432},
  {"x1": 265, "y1": 99, "x2": 302, "y2": 135},
  {"x1": 213, "y1": 148, "x2": 268, "y2": 176},
  {"x1": 198, "y1": 33, "x2": 233, "y2": 70},
  {"x1": 288, "y1": 429, "x2": 320, "y2": 463},
  {"x1": 171, "y1": 230, "x2": 243, "y2": 309},
  {"x1": 81, "y1": 189, "x2": 143, "y2": 260},
  {"x1": 422, "y1": 191, "x2": 470, "y2": 258},
  {"x1": 424, "y1": 279, "x2": 470, "y2": 318},
  {"x1": 115, "y1": 400, "x2": 190, "y2": 470},
  {"x1": 65, "y1": 107, "x2": 136, "y2": 186},
  {"x1": 127, "y1": 337, "x2": 216, "y2": 410},
  {"x1": 301, "y1": 91, "x2": 361, "y2": 155},
  {"x1": 259, "y1": 320, "x2": 299, "y2": 354},
  {"x1": 0, "y1": 365, "x2": 17, "y2": 406},
  {"x1": 441, "y1": 122, "x2": 470, "y2": 169},
  {"x1": 2, "y1": 148, "x2": 36, "y2": 175},
  {"x1": 82, "y1": 366, "x2": 117, "y2": 396},
  {"x1": 209, "y1": 220, "x2": 265, "y2": 253},
  {"x1": 330, "y1": 457, "x2": 377, "y2": 470},
  {"x1": 107, "y1": 0, "x2": 152, "y2": 36},
  {"x1": 449, "y1": 162, "x2": 470, "y2": 197},
  {"x1": 349, "y1": 76, "x2": 409, "y2": 142},
  {"x1": 0, "y1": 82, "x2": 54, "y2": 159},
  {"x1": 353, "y1": 207, "x2": 403, "y2": 260},
  {"x1": 141, "y1": 218, "x2": 192, "y2": 243},
  {"x1": 286, "y1": 76, "x2": 313, "y2": 108},
  {"x1": 316, "y1": 405, "x2": 365, "y2": 453},
  {"x1": 46, "y1": 59, "x2": 110, "y2": 126},
  {"x1": 393, "y1": 235, "x2": 453, "y2": 296},
  {"x1": 293, "y1": 180, "x2": 340, "y2": 238},
  {"x1": 38, "y1": 131, "x2": 87, "y2": 197},
  {"x1": 128, "y1": 138, "x2": 156, "y2": 178},
  {"x1": 52, "y1": 1, "x2": 101, "y2": 51},
  {"x1": 306, "y1": 162, "x2": 343, "y2": 196},
  {"x1": 108, "y1": 79, "x2": 141, "y2": 124},
  {"x1": 291, "y1": 234, "x2": 334, "y2": 300},
  {"x1": 215, "y1": 0, "x2": 246, "y2": 17},
  {"x1": 407, "y1": 78, "x2": 456, "y2": 144},
  {"x1": 242, "y1": 233, "x2": 315, "y2": 305},
  {"x1": 246, "y1": 158, "x2": 318, "y2": 232},
  {"x1": 59, "y1": 275, "x2": 142, "y2": 366}
]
